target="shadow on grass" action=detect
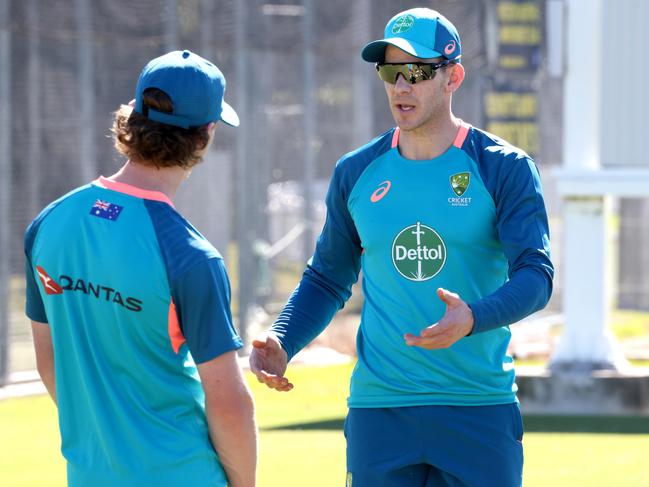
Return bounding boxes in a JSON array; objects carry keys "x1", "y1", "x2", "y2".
[
  {"x1": 263, "y1": 416, "x2": 649, "y2": 434},
  {"x1": 263, "y1": 418, "x2": 344, "y2": 431},
  {"x1": 523, "y1": 415, "x2": 649, "y2": 434}
]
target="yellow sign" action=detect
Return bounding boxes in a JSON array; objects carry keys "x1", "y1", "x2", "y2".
[
  {"x1": 486, "y1": 122, "x2": 539, "y2": 155},
  {"x1": 496, "y1": 0, "x2": 542, "y2": 71},
  {"x1": 485, "y1": 92, "x2": 537, "y2": 119},
  {"x1": 498, "y1": 2, "x2": 541, "y2": 22}
]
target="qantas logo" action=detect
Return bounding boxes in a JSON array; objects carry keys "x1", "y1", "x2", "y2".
[
  {"x1": 36, "y1": 266, "x2": 64, "y2": 295},
  {"x1": 370, "y1": 180, "x2": 392, "y2": 203},
  {"x1": 35, "y1": 266, "x2": 143, "y2": 312}
]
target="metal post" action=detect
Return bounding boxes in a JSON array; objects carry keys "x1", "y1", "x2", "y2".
[
  {"x1": 546, "y1": 0, "x2": 565, "y2": 79},
  {"x1": 200, "y1": 0, "x2": 212, "y2": 56},
  {"x1": 235, "y1": 0, "x2": 252, "y2": 345},
  {"x1": 302, "y1": 0, "x2": 316, "y2": 262},
  {"x1": 165, "y1": 0, "x2": 179, "y2": 51},
  {"x1": 352, "y1": 0, "x2": 373, "y2": 147},
  {"x1": 27, "y1": 0, "x2": 41, "y2": 217},
  {"x1": 0, "y1": 0, "x2": 12, "y2": 386},
  {"x1": 74, "y1": 0, "x2": 96, "y2": 183}
]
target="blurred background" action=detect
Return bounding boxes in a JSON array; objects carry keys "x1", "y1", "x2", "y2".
[
  {"x1": 2, "y1": 1, "x2": 649, "y2": 486},
  {"x1": 1, "y1": 0, "x2": 648, "y2": 384}
]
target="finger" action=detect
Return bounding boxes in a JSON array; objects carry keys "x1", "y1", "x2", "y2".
[
  {"x1": 273, "y1": 382, "x2": 294, "y2": 392},
  {"x1": 260, "y1": 372, "x2": 294, "y2": 392},
  {"x1": 257, "y1": 374, "x2": 284, "y2": 388},
  {"x1": 404, "y1": 334, "x2": 443, "y2": 349},
  {"x1": 259, "y1": 369, "x2": 283, "y2": 382},
  {"x1": 259, "y1": 370, "x2": 291, "y2": 387},
  {"x1": 436, "y1": 287, "x2": 459, "y2": 305},
  {"x1": 405, "y1": 329, "x2": 456, "y2": 347},
  {"x1": 253, "y1": 333, "x2": 284, "y2": 352},
  {"x1": 420, "y1": 323, "x2": 444, "y2": 338},
  {"x1": 252, "y1": 335, "x2": 270, "y2": 349},
  {"x1": 406, "y1": 337, "x2": 438, "y2": 350}
]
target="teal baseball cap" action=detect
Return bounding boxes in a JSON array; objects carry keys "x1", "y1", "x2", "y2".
[
  {"x1": 361, "y1": 8, "x2": 461, "y2": 63},
  {"x1": 134, "y1": 50, "x2": 239, "y2": 128}
]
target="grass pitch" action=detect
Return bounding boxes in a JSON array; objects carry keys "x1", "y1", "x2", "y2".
[{"x1": 1, "y1": 363, "x2": 649, "y2": 486}]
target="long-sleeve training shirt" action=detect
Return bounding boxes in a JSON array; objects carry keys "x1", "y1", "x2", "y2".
[{"x1": 271, "y1": 123, "x2": 553, "y2": 407}]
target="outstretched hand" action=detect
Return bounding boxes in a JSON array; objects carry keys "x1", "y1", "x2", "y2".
[
  {"x1": 404, "y1": 288, "x2": 474, "y2": 349},
  {"x1": 249, "y1": 333, "x2": 294, "y2": 392}
]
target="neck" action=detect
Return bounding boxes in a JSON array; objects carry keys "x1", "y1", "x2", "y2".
[
  {"x1": 398, "y1": 114, "x2": 462, "y2": 160},
  {"x1": 107, "y1": 161, "x2": 189, "y2": 201}
]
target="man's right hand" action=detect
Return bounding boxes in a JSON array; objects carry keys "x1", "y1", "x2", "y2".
[{"x1": 249, "y1": 334, "x2": 294, "y2": 392}]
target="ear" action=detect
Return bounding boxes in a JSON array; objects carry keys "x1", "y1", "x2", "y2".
[
  {"x1": 445, "y1": 63, "x2": 465, "y2": 94},
  {"x1": 196, "y1": 122, "x2": 217, "y2": 152}
]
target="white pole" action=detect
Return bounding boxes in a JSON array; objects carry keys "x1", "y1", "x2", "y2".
[
  {"x1": 562, "y1": 0, "x2": 600, "y2": 172},
  {"x1": 0, "y1": 0, "x2": 11, "y2": 386},
  {"x1": 550, "y1": 0, "x2": 628, "y2": 371}
]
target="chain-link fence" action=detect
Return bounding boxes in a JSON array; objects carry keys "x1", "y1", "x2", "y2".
[{"x1": 1, "y1": 0, "x2": 647, "y2": 385}]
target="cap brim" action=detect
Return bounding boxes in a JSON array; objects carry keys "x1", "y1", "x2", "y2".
[
  {"x1": 220, "y1": 100, "x2": 239, "y2": 127},
  {"x1": 361, "y1": 38, "x2": 443, "y2": 62}
]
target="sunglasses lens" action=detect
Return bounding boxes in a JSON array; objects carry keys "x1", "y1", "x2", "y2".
[
  {"x1": 376, "y1": 64, "x2": 435, "y2": 84},
  {"x1": 376, "y1": 64, "x2": 402, "y2": 83}
]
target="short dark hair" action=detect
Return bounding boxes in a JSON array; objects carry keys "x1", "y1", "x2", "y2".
[{"x1": 111, "y1": 88, "x2": 211, "y2": 169}]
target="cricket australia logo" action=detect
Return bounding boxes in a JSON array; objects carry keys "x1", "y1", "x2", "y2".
[
  {"x1": 449, "y1": 172, "x2": 472, "y2": 207},
  {"x1": 392, "y1": 14, "x2": 414, "y2": 34},
  {"x1": 392, "y1": 222, "x2": 446, "y2": 282}
]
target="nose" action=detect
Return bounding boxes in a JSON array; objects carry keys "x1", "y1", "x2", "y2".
[{"x1": 394, "y1": 73, "x2": 412, "y2": 94}]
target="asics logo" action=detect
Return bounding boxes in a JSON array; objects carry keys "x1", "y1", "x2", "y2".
[
  {"x1": 370, "y1": 180, "x2": 392, "y2": 203},
  {"x1": 444, "y1": 40, "x2": 457, "y2": 56},
  {"x1": 36, "y1": 266, "x2": 64, "y2": 295}
]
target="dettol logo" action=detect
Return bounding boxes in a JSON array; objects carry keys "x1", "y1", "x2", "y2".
[
  {"x1": 391, "y1": 14, "x2": 415, "y2": 34},
  {"x1": 392, "y1": 222, "x2": 446, "y2": 281}
]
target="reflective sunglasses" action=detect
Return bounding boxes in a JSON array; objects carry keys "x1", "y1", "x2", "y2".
[{"x1": 375, "y1": 60, "x2": 456, "y2": 84}]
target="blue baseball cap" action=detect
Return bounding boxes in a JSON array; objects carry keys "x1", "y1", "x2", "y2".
[
  {"x1": 134, "y1": 50, "x2": 239, "y2": 128},
  {"x1": 361, "y1": 8, "x2": 461, "y2": 63}
]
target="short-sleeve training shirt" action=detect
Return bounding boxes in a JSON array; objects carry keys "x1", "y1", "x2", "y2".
[{"x1": 25, "y1": 177, "x2": 241, "y2": 487}]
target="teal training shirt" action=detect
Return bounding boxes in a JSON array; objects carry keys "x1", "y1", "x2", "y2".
[
  {"x1": 25, "y1": 177, "x2": 241, "y2": 487},
  {"x1": 271, "y1": 123, "x2": 553, "y2": 408}
]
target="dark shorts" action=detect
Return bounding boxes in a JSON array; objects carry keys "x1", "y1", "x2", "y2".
[{"x1": 344, "y1": 403, "x2": 524, "y2": 487}]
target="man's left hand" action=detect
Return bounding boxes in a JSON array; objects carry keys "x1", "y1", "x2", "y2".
[{"x1": 404, "y1": 288, "x2": 474, "y2": 349}]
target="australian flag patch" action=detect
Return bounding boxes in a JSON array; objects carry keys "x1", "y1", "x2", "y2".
[{"x1": 90, "y1": 199, "x2": 123, "y2": 221}]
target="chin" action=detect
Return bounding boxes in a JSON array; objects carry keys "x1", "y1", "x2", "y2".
[{"x1": 395, "y1": 119, "x2": 421, "y2": 132}]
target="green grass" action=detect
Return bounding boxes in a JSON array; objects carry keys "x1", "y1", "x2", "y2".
[
  {"x1": 610, "y1": 309, "x2": 649, "y2": 340},
  {"x1": 0, "y1": 395, "x2": 65, "y2": 487},
  {"x1": 524, "y1": 433, "x2": 649, "y2": 487},
  {"x1": 2, "y1": 363, "x2": 649, "y2": 486}
]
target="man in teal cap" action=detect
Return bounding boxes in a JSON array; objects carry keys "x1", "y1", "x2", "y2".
[
  {"x1": 251, "y1": 7, "x2": 552, "y2": 487},
  {"x1": 26, "y1": 50, "x2": 257, "y2": 487}
]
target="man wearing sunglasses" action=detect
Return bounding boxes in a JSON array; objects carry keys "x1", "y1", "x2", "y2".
[{"x1": 251, "y1": 8, "x2": 552, "y2": 487}]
